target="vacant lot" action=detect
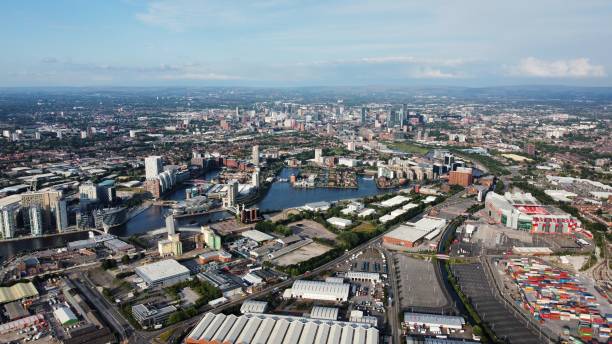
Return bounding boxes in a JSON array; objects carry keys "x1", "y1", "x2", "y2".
[
  {"x1": 389, "y1": 142, "x2": 430, "y2": 155},
  {"x1": 289, "y1": 219, "x2": 337, "y2": 240},
  {"x1": 353, "y1": 222, "x2": 377, "y2": 234},
  {"x1": 273, "y1": 242, "x2": 333, "y2": 266}
]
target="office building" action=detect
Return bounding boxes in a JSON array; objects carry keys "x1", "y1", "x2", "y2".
[
  {"x1": 252, "y1": 145, "x2": 260, "y2": 166},
  {"x1": 78, "y1": 182, "x2": 98, "y2": 202},
  {"x1": 132, "y1": 303, "x2": 177, "y2": 327},
  {"x1": 361, "y1": 107, "x2": 367, "y2": 124},
  {"x1": 448, "y1": 167, "x2": 473, "y2": 187},
  {"x1": 134, "y1": 259, "x2": 190, "y2": 288},
  {"x1": 145, "y1": 156, "x2": 163, "y2": 179}
]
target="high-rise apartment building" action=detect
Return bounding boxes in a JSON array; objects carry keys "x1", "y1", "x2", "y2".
[
  {"x1": 21, "y1": 190, "x2": 66, "y2": 233},
  {"x1": 79, "y1": 181, "x2": 98, "y2": 202},
  {"x1": 252, "y1": 145, "x2": 260, "y2": 166},
  {"x1": 145, "y1": 156, "x2": 163, "y2": 180},
  {"x1": 29, "y1": 206, "x2": 43, "y2": 236},
  {"x1": 0, "y1": 203, "x2": 19, "y2": 239}
]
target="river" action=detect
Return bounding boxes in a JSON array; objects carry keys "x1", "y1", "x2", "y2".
[{"x1": 0, "y1": 167, "x2": 390, "y2": 258}]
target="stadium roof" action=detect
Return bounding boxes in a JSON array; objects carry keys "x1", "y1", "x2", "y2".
[
  {"x1": 134, "y1": 259, "x2": 190, "y2": 283},
  {"x1": 0, "y1": 282, "x2": 39, "y2": 304},
  {"x1": 186, "y1": 312, "x2": 378, "y2": 344}
]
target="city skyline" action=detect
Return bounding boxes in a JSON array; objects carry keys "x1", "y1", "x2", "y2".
[{"x1": 1, "y1": 0, "x2": 611, "y2": 87}]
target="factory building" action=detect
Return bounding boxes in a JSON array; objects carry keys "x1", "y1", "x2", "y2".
[
  {"x1": 485, "y1": 192, "x2": 579, "y2": 234},
  {"x1": 284, "y1": 280, "x2": 350, "y2": 302},
  {"x1": 185, "y1": 312, "x2": 378, "y2": 344},
  {"x1": 134, "y1": 259, "x2": 190, "y2": 288},
  {"x1": 310, "y1": 306, "x2": 339, "y2": 321},
  {"x1": 240, "y1": 300, "x2": 268, "y2": 314}
]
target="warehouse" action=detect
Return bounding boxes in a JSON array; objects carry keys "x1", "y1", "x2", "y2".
[
  {"x1": 53, "y1": 306, "x2": 78, "y2": 326},
  {"x1": 383, "y1": 216, "x2": 447, "y2": 248},
  {"x1": 284, "y1": 280, "x2": 350, "y2": 302},
  {"x1": 240, "y1": 300, "x2": 268, "y2": 314},
  {"x1": 185, "y1": 312, "x2": 378, "y2": 344},
  {"x1": 132, "y1": 303, "x2": 177, "y2": 327},
  {"x1": 241, "y1": 229, "x2": 274, "y2": 243},
  {"x1": 380, "y1": 195, "x2": 411, "y2": 208},
  {"x1": 0, "y1": 282, "x2": 39, "y2": 304},
  {"x1": 326, "y1": 217, "x2": 352, "y2": 229},
  {"x1": 345, "y1": 271, "x2": 381, "y2": 283},
  {"x1": 403, "y1": 312, "x2": 465, "y2": 331},
  {"x1": 310, "y1": 306, "x2": 339, "y2": 320},
  {"x1": 134, "y1": 259, "x2": 191, "y2": 288}
]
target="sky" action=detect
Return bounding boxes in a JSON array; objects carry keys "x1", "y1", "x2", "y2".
[{"x1": 1, "y1": 0, "x2": 611, "y2": 87}]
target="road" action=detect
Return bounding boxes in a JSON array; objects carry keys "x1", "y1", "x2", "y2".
[
  {"x1": 381, "y1": 248, "x2": 402, "y2": 344},
  {"x1": 71, "y1": 271, "x2": 138, "y2": 342},
  {"x1": 131, "y1": 190, "x2": 468, "y2": 342}
]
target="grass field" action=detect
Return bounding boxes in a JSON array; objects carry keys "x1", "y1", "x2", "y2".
[
  {"x1": 353, "y1": 222, "x2": 377, "y2": 234},
  {"x1": 389, "y1": 142, "x2": 430, "y2": 155}
]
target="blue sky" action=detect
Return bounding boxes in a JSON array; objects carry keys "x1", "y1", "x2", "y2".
[{"x1": 1, "y1": 0, "x2": 611, "y2": 87}]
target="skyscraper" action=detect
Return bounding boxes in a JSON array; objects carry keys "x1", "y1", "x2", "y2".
[
  {"x1": 252, "y1": 169, "x2": 260, "y2": 188},
  {"x1": 252, "y1": 145, "x2": 260, "y2": 166},
  {"x1": 145, "y1": 156, "x2": 163, "y2": 180},
  {"x1": 361, "y1": 107, "x2": 367, "y2": 124},
  {"x1": 29, "y1": 206, "x2": 43, "y2": 236},
  {"x1": 21, "y1": 190, "x2": 65, "y2": 233},
  {"x1": 224, "y1": 181, "x2": 238, "y2": 208},
  {"x1": 0, "y1": 203, "x2": 19, "y2": 239}
]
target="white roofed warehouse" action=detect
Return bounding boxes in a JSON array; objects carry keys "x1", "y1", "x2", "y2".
[
  {"x1": 185, "y1": 312, "x2": 378, "y2": 344},
  {"x1": 134, "y1": 259, "x2": 190, "y2": 288},
  {"x1": 285, "y1": 280, "x2": 350, "y2": 302}
]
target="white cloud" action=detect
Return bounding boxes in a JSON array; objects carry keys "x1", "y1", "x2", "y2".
[
  {"x1": 513, "y1": 57, "x2": 606, "y2": 78},
  {"x1": 411, "y1": 68, "x2": 462, "y2": 79},
  {"x1": 297, "y1": 56, "x2": 471, "y2": 67},
  {"x1": 159, "y1": 72, "x2": 242, "y2": 81}
]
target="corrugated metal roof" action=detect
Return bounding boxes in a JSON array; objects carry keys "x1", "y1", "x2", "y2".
[
  {"x1": 291, "y1": 280, "x2": 350, "y2": 301},
  {"x1": 283, "y1": 321, "x2": 304, "y2": 344},
  {"x1": 339, "y1": 325, "x2": 353, "y2": 344},
  {"x1": 237, "y1": 316, "x2": 262, "y2": 343},
  {"x1": 241, "y1": 300, "x2": 269, "y2": 314},
  {"x1": 310, "y1": 306, "x2": 339, "y2": 321},
  {"x1": 186, "y1": 313, "x2": 378, "y2": 344},
  {"x1": 0, "y1": 282, "x2": 38, "y2": 304}
]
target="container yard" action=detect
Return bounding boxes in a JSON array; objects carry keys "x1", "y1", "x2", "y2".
[{"x1": 502, "y1": 258, "x2": 611, "y2": 342}]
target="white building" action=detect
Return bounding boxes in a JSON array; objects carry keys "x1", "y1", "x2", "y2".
[
  {"x1": 79, "y1": 182, "x2": 98, "y2": 202},
  {"x1": 380, "y1": 195, "x2": 411, "y2": 208},
  {"x1": 145, "y1": 156, "x2": 163, "y2": 180},
  {"x1": 134, "y1": 259, "x2": 190, "y2": 288},
  {"x1": 252, "y1": 145, "x2": 260, "y2": 166},
  {"x1": 186, "y1": 312, "x2": 378, "y2": 344},
  {"x1": 403, "y1": 312, "x2": 465, "y2": 331},
  {"x1": 327, "y1": 217, "x2": 352, "y2": 229},
  {"x1": 286, "y1": 280, "x2": 350, "y2": 302},
  {"x1": 310, "y1": 306, "x2": 339, "y2": 321},
  {"x1": 240, "y1": 300, "x2": 268, "y2": 314}
]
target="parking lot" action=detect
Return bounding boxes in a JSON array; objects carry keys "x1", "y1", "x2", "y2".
[
  {"x1": 451, "y1": 263, "x2": 540, "y2": 344},
  {"x1": 395, "y1": 254, "x2": 449, "y2": 311}
]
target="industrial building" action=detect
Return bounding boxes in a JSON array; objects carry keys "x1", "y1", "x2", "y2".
[
  {"x1": 134, "y1": 259, "x2": 190, "y2": 288},
  {"x1": 485, "y1": 192, "x2": 579, "y2": 234},
  {"x1": 310, "y1": 306, "x2": 339, "y2": 321},
  {"x1": 403, "y1": 312, "x2": 465, "y2": 331},
  {"x1": 185, "y1": 312, "x2": 378, "y2": 344},
  {"x1": 241, "y1": 229, "x2": 274, "y2": 243},
  {"x1": 284, "y1": 280, "x2": 350, "y2": 302},
  {"x1": 53, "y1": 306, "x2": 78, "y2": 326},
  {"x1": 345, "y1": 271, "x2": 381, "y2": 283},
  {"x1": 0, "y1": 282, "x2": 39, "y2": 304},
  {"x1": 326, "y1": 217, "x2": 352, "y2": 229},
  {"x1": 240, "y1": 300, "x2": 268, "y2": 314},
  {"x1": 383, "y1": 216, "x2": 447, "y2": 248}
]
